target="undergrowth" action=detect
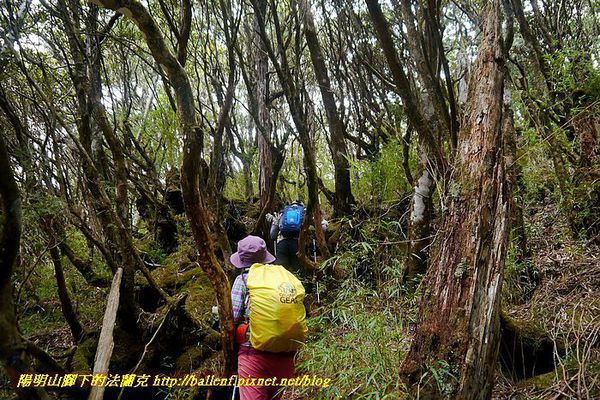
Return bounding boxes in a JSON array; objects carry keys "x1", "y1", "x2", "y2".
[{"x1": 287, "y1": 218, "x2": 419, "y2": 400}]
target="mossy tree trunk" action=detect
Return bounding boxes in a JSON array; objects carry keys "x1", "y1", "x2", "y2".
[
  {"x1": 401, "y1": 1, "x2": 512, "y2": 398},
  {"x1": 49, "y1": 244, "x2": 85, "y2": 342},
  {"x1": 0, "y1": 131, "x2": 49, "y2": 400},
  {"x1": 205, "y1": 2, "x2": 236, "y2": 264}
]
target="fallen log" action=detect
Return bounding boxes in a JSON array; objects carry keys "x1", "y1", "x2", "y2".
[{"x1": 88, "y1": 268, "x2": 123, "y2": 400}]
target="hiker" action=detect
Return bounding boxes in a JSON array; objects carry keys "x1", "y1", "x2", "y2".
[
  {"x1": 267, "y1": 200, "x2": 306, "y2": 278},
  {"x1": 230, "y1": 235, "x2": 307, "y2": 400},
  {"x1": 267, "y1": 201, "x2": 328, "y2": 289}
]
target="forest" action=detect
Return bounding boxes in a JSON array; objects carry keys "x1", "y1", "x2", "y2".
[{"x1": 0, "y1": 0, "x2": 598, "y2": 399}]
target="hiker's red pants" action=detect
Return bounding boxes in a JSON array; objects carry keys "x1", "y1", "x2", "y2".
[{"x1": 238, "y1": 345, "x2": 296, "y2": 400}]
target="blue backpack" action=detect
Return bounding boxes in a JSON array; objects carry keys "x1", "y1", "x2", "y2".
[{"x1": 279, "y1": 204, "x2": 305, "y2": 235}]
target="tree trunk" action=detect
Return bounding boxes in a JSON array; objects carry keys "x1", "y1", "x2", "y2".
[
  {"x1": 91, "y1": 0, "x2": 237, "y2": 375},
  {"x1": 243, "y1": 156, "x2": 254, "y2": 201},
  {"x1": 366, "y1": 0, "x2": 447, "y2": 278},
  {"x1": 258, "y1": 137, "x2": 273, "y2": 210},
  {"x1": 395, "y1": 0, "x2": 452, "y2": 144},
  {"x1": 404, "y1": 147, "x2": 434, "y2": 282},
  {"x1": 249, "y1": 0, "x2": 330, "y2": 259},
  {"x1": 401, "y1": 2, "x2": 511, "y2": 398},
  {"x1": 255, "y1": 0, "x2": 274, "y2": 215},
  {"x1": 300, "y1": 0, "x2": 354, "y2": 216},
  {"x1": 250, "y1": 0, "x2": 286, "y2": 246},
  {"x1": 296, "y1": 128, "x2": 330, "y2": 260},
  {"x1": 503, "y1": 90, "x2": 530, "y2": 261},
  {"x1": 404, "y1": 93, "x2": 439, "y2": 282},
  {"x1": 0, "y1": 133, "x2": 49, "y2": 400},
  {"x1": 87, "y1": 6, "x2": 140, "y2": 330},
  {"x1": 207, "y1": 39, "x2": 236, "y2": 263},
  {"x1": 49, "y1": 245, "x2": 84, "y2": 342},
  {"x1": 252, "y1": 148, "x2": 285, "y2": 239},
  {"x1": 59, "y1": 241, "x2": 109, "y2": 288},
  {"x1": 56, "y1": 0, "x2": 141, "y2": 331},
  {"x1": 366, "y1": 0, "x2": 447, "y2": 177}
]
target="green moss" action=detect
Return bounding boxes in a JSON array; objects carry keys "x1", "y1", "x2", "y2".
[
  {"x1": 71, "y1": 336, "x2": 97, "y2": 373},
  {"x1": 145, "y1": 233, "x2": 216, "y2": 328},
  {"x1": 174, "y1": 345, "x2": 212, "y2": 371},
  {"x1": 136, "y1": 233, "x2": 167, "y2": 264},
  {"x1": 160, "y1": 241, "x2": 195, "y2": 276},
  {"x1": 501, "y1": 312, "x2": 553, "y2": 349},
  {"x1": 109, "y1": 327, "x2": 145, "y2": 370},
  {"x1": 62, "y1": 227, "x2": 111, "y2": 288},
  {"x1": 19, "y1": 307, "x2": 65, "y2": 337},
  {"x1": 183, "y1": 271, "x2": 216, "y2": 329}
]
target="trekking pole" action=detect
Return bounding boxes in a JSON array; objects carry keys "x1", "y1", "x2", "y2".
[
  {"x1": 316, "y1": 279, "x2": 320, "y2": 304},
  {"x1": 271, "y1": 212, "x2": 279, "y2": 257}
]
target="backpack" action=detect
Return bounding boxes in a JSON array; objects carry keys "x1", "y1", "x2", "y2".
[
  {"x1": 245, "y1": 263, "x2": 307, "y2": 352},
  {"x1": 279, "y1": 203, "x2": 305, "y2": 235}
]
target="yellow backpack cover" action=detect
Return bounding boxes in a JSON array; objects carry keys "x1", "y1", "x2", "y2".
[{"x1": 246, "y1": 263, "x2": 308, "y2": 352}]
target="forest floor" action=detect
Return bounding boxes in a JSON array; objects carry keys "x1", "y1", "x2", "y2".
[
  {"x1": 492, "y1": 202, "x2": 600, "y2": 400},
  {"x1": 2, "y1": 200, "x2": 599, "y2": 400}
]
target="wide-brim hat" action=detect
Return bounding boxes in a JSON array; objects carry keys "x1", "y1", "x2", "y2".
[{"x1": 230, "y1": 235, "x2": 276, "y2": 269}]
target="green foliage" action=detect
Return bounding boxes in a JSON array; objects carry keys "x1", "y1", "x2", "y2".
[
  {"x1": 3, "y1": 2, "x2": 599, "y2": 399},
  {"x1": 503, "y1": 253, "x2": 538, "y2": 305},
  {"x1": 287, "y1": 213, "x2": 417, "y2": 399},
  {"x1": 138, "y1": 99, "x2": 181, "y2": 171},
  {"x1": 584, "y1": 66, "x2": 600, "y2": 99},
  {"x1": 323, "y1": 215, "x2": 408, "y2": 288},
  {"x1": 418, "y1": 360, "x2": 458, "y2": 397},
  {"x1": 353, "y1": 140, "x2": 413, "y2": 207},
  {"x1": 291, "y1": 279, "x2": 409, "y2": 399},
  {"x1": 516, "y1": 125, "x2": 559, "y2": 208},
  {"x1": 22, "y1": 194, "x2": 67, "y2": 226},
  {"x1": 136, "y1": 226, "x2": 168, "y2": 265},
  {"x1": 65, "y1": 228, "x2": 110, "y2": 275},
  {"x1": 223, "y1": 161, "x2": 257, "y2": 202},
  {"x1": 17, "y1": 225, "x2": 109, "y2": 336}
]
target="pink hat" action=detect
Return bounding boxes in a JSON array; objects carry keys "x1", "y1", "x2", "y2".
[{"x1": 230, "y1": 235, "x2": 276, "y2": 269}]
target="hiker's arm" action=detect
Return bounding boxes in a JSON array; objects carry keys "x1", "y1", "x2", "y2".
[
  {"x1": 267, "y1": 212, "x2": 280, "y2": 240},
  {"x1": 231, "y1": 275, "x2": 247, "y2": 325},
  {"x1": 269, "y1": 223, "x2": 279, "y2": 241}
]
